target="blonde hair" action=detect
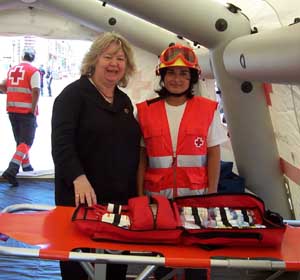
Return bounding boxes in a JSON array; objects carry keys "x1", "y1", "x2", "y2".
[{"x1": 80, "y1": 32, "x2": 136, "y2": 87}]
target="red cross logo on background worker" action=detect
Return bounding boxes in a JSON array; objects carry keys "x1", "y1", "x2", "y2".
[
  {"x1": 194, "y1": 136, "x2": 204, "y2": 148},
  {"x1": 8, "y1": 66, "x2": 25, "y2": 85}
]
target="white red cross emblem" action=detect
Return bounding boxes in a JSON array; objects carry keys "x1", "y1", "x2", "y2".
[
  {"x1": 8, "y1": 66, "x2": 25, "y2": 85},
  {"x1": 194, "y1": 136, "x2": 204, "y2": 148}
]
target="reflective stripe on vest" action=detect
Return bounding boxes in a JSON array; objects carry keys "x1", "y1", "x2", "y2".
[
  {"x1": 149, "y1": 156, "x2": 173, "y2": 168},
  {"x1": 148, "y1": 154, "x2": 207, "y2": 169},
  {"x1": 177, "y1": 155, "x2": 207, "y2": 167},
  {"x1": 7, "y1": 87, "x2": 31, "y2": 94},
  {"x1": 7, "y1": 101, "x2": 32, "y2": 109},
  {"x1": 145, "y1": 187, "x2": 207, "y2": 199}
]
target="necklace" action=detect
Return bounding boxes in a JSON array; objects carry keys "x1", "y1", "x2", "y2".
[{"x1": 89, "y1": 78, "x2": 114, "y2": 103}]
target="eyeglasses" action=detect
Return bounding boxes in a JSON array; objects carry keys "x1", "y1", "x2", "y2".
[{"x1": 160, "y1": 44, "x2": 197, "y2": 67}]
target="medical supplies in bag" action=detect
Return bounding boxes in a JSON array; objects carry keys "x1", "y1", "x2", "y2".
[
  {"x1": 174, "y1": 193, "x2": 286, "y2": 248},
  {"x1": 72, "y1": 195, "x2": 182, "y2": 244},
  {"x1": 72, "y1": 193, "x2": 286, "y2": 247}
]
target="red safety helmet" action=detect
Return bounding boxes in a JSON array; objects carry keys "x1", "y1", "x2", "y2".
[{"x1": 157, "y1": 44, "x2": 201, "y2": 75}]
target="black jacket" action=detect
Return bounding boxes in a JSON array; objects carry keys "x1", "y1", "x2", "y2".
[{"x1": 51, "y1": 76, "x2": 141, "y2": 206}]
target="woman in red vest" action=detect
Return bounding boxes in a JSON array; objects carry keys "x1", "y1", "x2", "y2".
[
  {"x1": 1, "y1": 48, "x2": 40, "y2": 187},
  {"x1": 137, "y1": 43, "x2": 228, "y2": 198},
  {"x1": 136, "y1": 44, "x2": 228, "y2": 279}
]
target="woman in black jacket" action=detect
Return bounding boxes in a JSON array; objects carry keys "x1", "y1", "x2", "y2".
[{"x1": 51, "y1": 31, "x2": 141, "y2": 280}]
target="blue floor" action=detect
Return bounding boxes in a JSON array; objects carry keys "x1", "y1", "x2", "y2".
[{"x1": 0, "y1": 179, "x2": 61, "y2": 280}]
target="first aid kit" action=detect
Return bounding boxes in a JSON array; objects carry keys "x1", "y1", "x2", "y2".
[{"x1": 72, "y1": 193, "x2": 286, "y2": 248}]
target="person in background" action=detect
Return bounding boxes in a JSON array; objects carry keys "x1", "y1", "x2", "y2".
[
  {"x1": 51, "y1": 31, "x2": 141, "y2": 280},
  {"x1": 0, "y1": 48, "x2": 40, "y2": 186},
  {"x1": 46, "y1": 67, "x2": 53, "y2": 97},
  {"x1": 39, "y1": 64, "x2": 45, "y2": 96},
  {"x1": 136, "y1": 43, "x2": 228, "y2": 279}
]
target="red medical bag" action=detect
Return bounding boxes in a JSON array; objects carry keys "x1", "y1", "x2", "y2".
[
  {"x1": 72, "y1": 195, "x2": 182, "y2": 244},
  {"x1": 174, "y1": 193, "x2": 286, "y2": 248},
  {"x1": 72, "y1": 193, "x2": 286, "y2": 247}
]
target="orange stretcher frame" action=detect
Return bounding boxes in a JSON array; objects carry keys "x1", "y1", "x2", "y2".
[{"x1": 0, "y1": 204, "x2": 300, "y2": 279}]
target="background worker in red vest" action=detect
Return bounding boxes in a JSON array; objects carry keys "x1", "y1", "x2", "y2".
[
  {"x1": 0, "y1": 48, "x2": 40, "y2": 186},
  {"x1": 136, "y1": 43, "x2": 228, "y2": 279}
]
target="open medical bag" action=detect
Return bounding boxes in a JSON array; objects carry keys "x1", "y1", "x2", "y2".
[
  {"x1": 72, "y1": 193, "x2": 286, "y2": 247},
  {"x1": 174, "y1": 193, "x2": 286, "y2": 248}
]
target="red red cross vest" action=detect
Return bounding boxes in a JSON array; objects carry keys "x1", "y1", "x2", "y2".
[
  {"x1": 6, "y1": 63, "x2": 39, "y2": 114},
  {"x1": 137, "y1": 96, "x2": 217, "y2": 197}
]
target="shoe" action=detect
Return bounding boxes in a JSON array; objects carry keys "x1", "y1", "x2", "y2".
[
  {"x1": 2, "y1": 171, "x2": 19, "y2": 187},
  {"x1": 22, "y1": 165, "x2": 34, "y2": 172}
]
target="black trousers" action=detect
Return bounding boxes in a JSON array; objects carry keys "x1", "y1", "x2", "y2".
[
  {"x1": 60, "y1": 251, "x2": 128, "y2": 280},
  {"x1": 9, "y1": 112, "x2": 37, "y2": 147},
  {"x1": 155, "y1": 267, "x2": 207, "y2": 280}
]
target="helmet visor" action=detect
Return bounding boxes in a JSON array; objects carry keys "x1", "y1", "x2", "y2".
[{"x1": 161, "y1": 45, "x2": 197, "y2": 67}]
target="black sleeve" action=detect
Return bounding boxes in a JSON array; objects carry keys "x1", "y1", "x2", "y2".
[{"x1": 51, "y1": 84, "x2": 84, "y2": 185}]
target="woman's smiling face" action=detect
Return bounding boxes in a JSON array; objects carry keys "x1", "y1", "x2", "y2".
[
  {"x1": 94, "y1": 42, "x2": 126, "y2": 86},
  {"x1": 164, "y1": 66, "x2": 191, "y2": 94}
]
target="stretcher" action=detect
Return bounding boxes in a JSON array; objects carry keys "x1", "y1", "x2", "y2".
[{"x1": 0, "y1": 204, "x2": 300, "y2": 280}]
